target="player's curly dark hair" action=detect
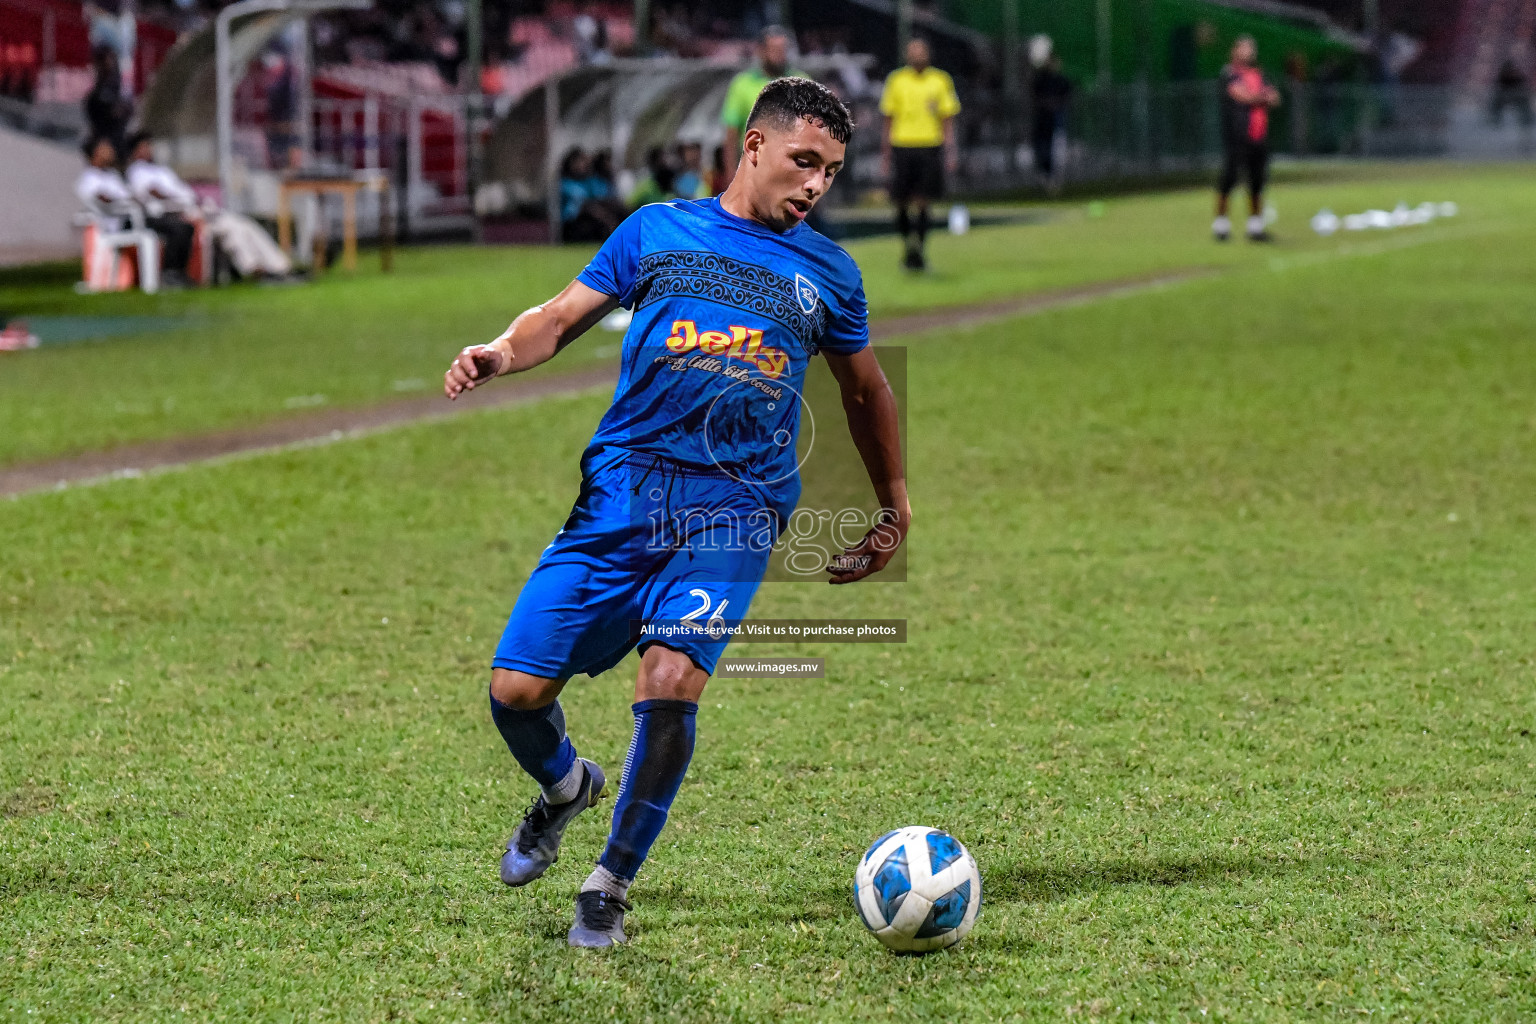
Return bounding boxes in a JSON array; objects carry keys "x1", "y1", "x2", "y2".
[{"x1": 746, "y1": 76, "x2": 855, "y2": 144}]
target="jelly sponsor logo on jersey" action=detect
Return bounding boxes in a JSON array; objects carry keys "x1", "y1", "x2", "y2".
[{"x1": 664, "y1": 320, "x2": 789, "y2": 379}]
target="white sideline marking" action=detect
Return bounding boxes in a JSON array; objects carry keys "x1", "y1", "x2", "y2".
[{"x1": 8, "y1": 382, "x2": 613, "y2": 501}]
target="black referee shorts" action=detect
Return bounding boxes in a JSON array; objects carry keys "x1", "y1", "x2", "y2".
[
  {"x1": 891, "y1": 146, "x2": 945, "y2": 203},
  {"x1": 1218, "y1": 141, "x2": 1269, "y2": 197}
]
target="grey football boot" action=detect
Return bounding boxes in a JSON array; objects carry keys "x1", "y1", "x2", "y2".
[
  {"x1": 499, "y1": 759, "x2": 606, "y2": 887},
  {"x1": 567, "y1": 888, "x2": 631, "y2": 947}
]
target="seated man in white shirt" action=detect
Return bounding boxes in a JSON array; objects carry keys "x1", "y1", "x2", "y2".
[
  {"x1": 125, "y1": 132, "x2": 292, "y2": 280},
  {"x1": 79, "y1": 134, "x2": 193, "y2": 287},
  {"x1": 76, "y1": 134, "x2": 136, "y2": 231},
  {"x1": 77, "y1": 134, "x2": 169, "y2": 290}
]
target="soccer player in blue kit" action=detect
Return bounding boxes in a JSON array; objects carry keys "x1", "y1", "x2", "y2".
[{"x1": 443, "y1": 78, "x2": 908, "y2": 947}]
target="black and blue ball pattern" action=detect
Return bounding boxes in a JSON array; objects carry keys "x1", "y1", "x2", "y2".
[{"x1": 853, "y1": 826, "x2": 982, "y2": 953}]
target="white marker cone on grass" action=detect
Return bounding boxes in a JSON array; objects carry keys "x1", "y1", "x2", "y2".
[{"x1": 947, "y1": 204, "x2": 971, "y2": 235}]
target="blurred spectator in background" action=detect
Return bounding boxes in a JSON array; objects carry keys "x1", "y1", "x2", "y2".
[
  {"x1": 76, "y1": 134, "x2": 134, "y2": 231},
  {"x1": 432, "y1": 27, "x2": 462, "y2": 86},
  {"x1": 84, "y1": 48, "x2": 133, "y2": 159},
  {"x1": 2, "y1": 39, "x2": 41, "y2": 101},
  {"x1": 720, "y1": 25, "x2": 797, "y2": 183},
  {"x1": 77, "y1": 132, "x2": 188, "y2": 288},
  {"x1": 1031, "y1": 53, "x2": 1071, "y2": 194},
  {"x1": 122, "y1": 133, "x2": 194, "y2": 286},
  {"x1": 573, "y1": 2, "x2": 611, "y2": 65},
  {"x1": 590, "y1": 150, "x2": 618, "y2": 199},
  {"x1": 798, "y1": 25, "x2": 852, "y2": 57},
  {"x1": 559, "y1": 148, "x2": 595, "y2": 236},
  {"x1": 167, "y1": 0, "x2": 206, "y2": 34},
  {"x1": 706, "y1": 144, "x2": 727, "y2": 196},
  {"x1": 674, "y1": 142, "x2": 707, "y2": 199},
  {"x1": 263, "y1": 50, "x2": 301, "y2": 170},
  {"x1": 126, "y1": 132, "x2": 293, "y2": 279},
  {"x1": 651, "y1": 5, "x2": 697, "y2": 57},
  {"x1": 559, "y1": 148, "x2": 622, "y2": 242},
  {"x1": 126, "y1": 134, "x2": 194, "y2": 214},
  {"x1": 881, "y1": 37, "x2": 960, "y2": 271},
  {"x1": 84, "y1": 0, "x2": 135, "y2": 97},
  {"x1": 588, "y1": 151, "x2": 625, "y2": 224},
  {"x1": 627, "y1": 146, "x2": 679, "y2": 208},
  {"x1": 1490, "y1": 60, "x2": 1534, "y2": 127},
  {"x1": 1214, "y1": 35, "x2": 1280, "y2": 242}
]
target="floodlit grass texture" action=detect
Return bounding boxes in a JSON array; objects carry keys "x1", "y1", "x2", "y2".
[{"x1": 3, "y1": 165, "x2": 1536, "y2": 1021}]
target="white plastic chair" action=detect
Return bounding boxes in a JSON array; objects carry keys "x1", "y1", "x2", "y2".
[{"x1": 75, "y1": 202, "x2": 161, "y2": 295}]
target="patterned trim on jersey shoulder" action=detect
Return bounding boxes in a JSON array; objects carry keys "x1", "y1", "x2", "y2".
[{"x1": 632, "y1": 250, "x2": 828, "y2": 351}]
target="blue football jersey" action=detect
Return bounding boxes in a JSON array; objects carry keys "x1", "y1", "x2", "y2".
[{"x1": 576, "y1": 197, "x2": 869, "y2": 517}]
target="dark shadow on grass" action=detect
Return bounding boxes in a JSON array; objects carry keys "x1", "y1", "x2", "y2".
[
  {"x1": 640, "y1": 850, "x2": 1355, "y2": 932},
  {"x1": 986, "y1": 851, "x2": 1316, "y2": 905},
  {"x1": 642, "y1": 877, "x2": 855, "y2": 926}
]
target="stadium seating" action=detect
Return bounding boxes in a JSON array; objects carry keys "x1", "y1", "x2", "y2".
[
  {"x1": 478, "y1": 40, "x2": 577, "y2": 101},
  {"x1": 316, "y1": 60, "x2": 452, "y2": 99}
]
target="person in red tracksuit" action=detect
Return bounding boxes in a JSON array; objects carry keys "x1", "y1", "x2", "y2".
[{"x1": 1214, "y1": 36, "x2": 1281, "y2": 242}]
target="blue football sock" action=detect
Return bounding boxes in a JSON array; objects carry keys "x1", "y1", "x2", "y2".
[
  {"x1": 489, "y1": 691, "x2": 579, "y2": 798},
  {"x1": 598, "y1": 698, "x2": 697, "y2": 881}
]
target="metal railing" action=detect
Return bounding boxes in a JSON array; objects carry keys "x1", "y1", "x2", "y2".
[
  {"x1": 307, "y1": 95, "x2": 472, "y2": 232},
  {"x1": 242, "y1": 80, "x2": 1536, "y2": 240}
]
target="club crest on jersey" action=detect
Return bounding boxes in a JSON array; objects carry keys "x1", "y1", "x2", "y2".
[
  {"x1": 794, "y1": 273, "x2": 820, "y2": 316},
  {"x1": 665, "y1": 320, "x2": 789, "y2": 379}
]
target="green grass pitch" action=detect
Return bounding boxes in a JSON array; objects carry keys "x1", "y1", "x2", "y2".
[{"x1": 3, "y1": 165, "x2": 1536, "y2": 1020}]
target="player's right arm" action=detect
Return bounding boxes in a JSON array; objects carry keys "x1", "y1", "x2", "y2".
[
  {"x1": 443, "y1": 280, "x2": 617, "y2": 399},
  {"x1": 938, "y1": 71, "x2": 962, "y2": 174}
]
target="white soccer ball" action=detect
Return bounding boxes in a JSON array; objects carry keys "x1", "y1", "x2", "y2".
[{"x1": 854, "y1": 826, "x2": 982, "y2": 954}]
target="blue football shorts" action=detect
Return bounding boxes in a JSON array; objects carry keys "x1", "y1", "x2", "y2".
[{"x1": 493, "y1": 448, "x2": 780, "y2": 679}]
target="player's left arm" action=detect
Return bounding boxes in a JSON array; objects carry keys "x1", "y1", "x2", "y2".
[
  {"x1": 443, "y1": 280, "x2": 617, "y2": 399},
  {"x1": 822, "y1": 347, "x2": 910, "y2": 585},
  {"x1": 878, "y1": 73, "x2": 897, "y2": 179}
]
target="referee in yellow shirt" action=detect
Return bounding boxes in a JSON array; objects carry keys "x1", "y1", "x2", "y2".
[{"x1": 880, "y1": 38, "x2": 961, "y2": 271}]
